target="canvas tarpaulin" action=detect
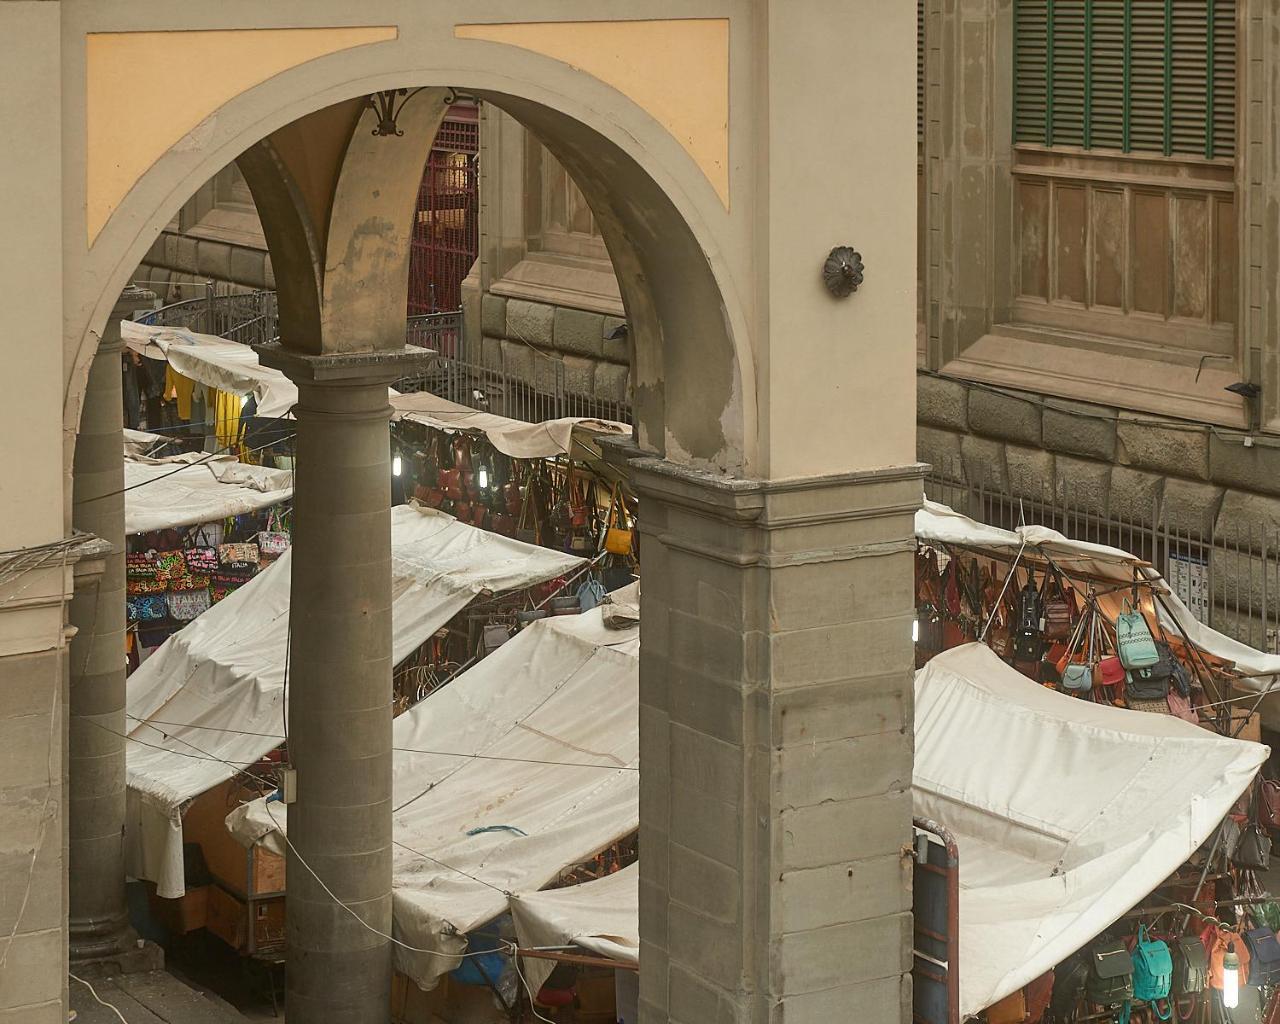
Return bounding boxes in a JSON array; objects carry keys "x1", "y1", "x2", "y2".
[
  {"x1": 124, "y1": 451, "x2": 293, "y2": 534},
  {"x1": 226, "y1": 587, "x2": 641, "y2": 992},
  {"x1": 390, "y1": 390, "x2": 629, "y2": 459},
  {"x1": 125, "y1": 505, "x2": 583, "y2": 898},
  {"x1": 915, "y1": 643, "x2": 1267, "y2": 1017},
  {"x1": 509, "y1": 863, "x2": 639, "y2": 992},
  {"x1": 121, "y1": 320, "x2": 300, "y2": 419}
]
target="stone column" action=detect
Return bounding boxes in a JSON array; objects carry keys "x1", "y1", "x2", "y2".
[
  {"x1": 257, "y1": 346, "x2": 425, "y2": 1024},
  {"x1": 633, "y1": 460, "x2": 922, "y2": 1024},
  {"x1": 67, "y1": 286, "x2": 151, "y2": 962}
]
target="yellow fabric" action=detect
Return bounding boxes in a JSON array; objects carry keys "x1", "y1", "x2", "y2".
[
  {"x1": 214, "y1": 390, "x2": 241, "y2": 452},
  {"x1": 165, "y1": 367, "x2": 196, "y2": 421}
]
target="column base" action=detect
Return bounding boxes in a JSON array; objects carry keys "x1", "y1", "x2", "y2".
[{"x1": 69, "y1": 931, "x2": 163, "y2": 975}]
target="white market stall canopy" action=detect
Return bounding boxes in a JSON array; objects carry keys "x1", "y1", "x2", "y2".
[
  {"x1": 390, "y1": 390, "x2": 629, "y2": 459},
  {"x1": 124, "y1": 451, "x2": 293, "y2": 534},
  {"x1": 915, "y1": 643, "x2": 1267, "y2": 1017},
  {"x1": 227, "y1": 587, "x2": 641, "y2": 993},
  {"x1": 122, "y1": 320, "x2": 299, "y2": 419},
  {"x1": 917, "y1": 499, "x2": 1280, "y2": 711},
  {"x1": 125, "y1": 505, "x2": 583, "y2": 899},
  {"x1": 510, "y1": 863, "x2": 639, "y2": 990}
]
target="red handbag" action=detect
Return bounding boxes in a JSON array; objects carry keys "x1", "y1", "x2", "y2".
[
  {"x1": 1095, "y1": 656, "x2": 1125, "y2": 687},
  {"x1": 439, "y1": 467, "x2": 463, "y2": 501},
  {"x1": 491, "y1": 513, "x2": 516, "y2": 537}
]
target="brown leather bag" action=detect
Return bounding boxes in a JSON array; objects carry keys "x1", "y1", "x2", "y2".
[
  {"x1": 1261, "y1": 779, "x2": 1280, "y2": 831},
  {"x1": 1025, "y1": 971, "x2": 1054, "y2": 1024},
  {"x1": 985, "y1": 989, "x2": 1026, "y2": 1024},
  {"x1": 1043, "y1": 577, "x2": 1076, "y2": 642}
]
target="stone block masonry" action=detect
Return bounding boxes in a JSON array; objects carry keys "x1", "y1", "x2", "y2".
[{"x1": 632, "y1": 458, "x2": 921, "y2": 1024}]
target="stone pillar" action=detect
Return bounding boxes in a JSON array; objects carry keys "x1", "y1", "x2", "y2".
[
  {"x1": 257, "y1": 346, "x2": 425, "y2": 1024},
  {"x1": 67, "y1": 287, "x2": 150, "y2": 962},
  {"x1": 633, "y1": 460, "x2": 922, "y2": 1024}
]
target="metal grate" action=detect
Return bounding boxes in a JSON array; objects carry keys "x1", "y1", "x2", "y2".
[{"x1": 407, "y1": 107, "x2": 479, "y2": 316}]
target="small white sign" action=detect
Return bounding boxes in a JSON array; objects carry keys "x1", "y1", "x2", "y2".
[{"x1": 1168, "y1": 551, "x2": 1210, "y2": 624}]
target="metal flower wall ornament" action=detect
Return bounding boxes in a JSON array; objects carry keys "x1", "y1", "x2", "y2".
[{"x1": 823, "y1": 247, "x2": 865, "y2": 298}]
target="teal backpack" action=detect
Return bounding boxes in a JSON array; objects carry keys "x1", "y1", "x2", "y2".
[
  {"x1": 1116, "y1": 599, "x2": 1160, "y2": 670},
  {"x1": 1132, "y1": 925, "x2": 1173, "y2": 1017}
]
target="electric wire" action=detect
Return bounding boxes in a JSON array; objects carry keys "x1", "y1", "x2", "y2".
[
  {"x1": 123, "y1": 714, "x2": 637, "y2": 772},
  {"x1": 510, "y1": 944, "x2": 558, "y2": 1024},
  {"x1": 69, "y1": 973, "x2": 129, "y2": 1024}
]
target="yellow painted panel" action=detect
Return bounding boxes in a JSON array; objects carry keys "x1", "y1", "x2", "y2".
[
  {"x1": 85, "y1": 26, "x2": 397, "y2": 245},
  {"x1": 456, "y1": 19, "x2": 729, "y2": 209}
]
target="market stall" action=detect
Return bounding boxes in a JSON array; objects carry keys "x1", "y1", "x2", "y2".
[
  {"x1": 916, "y1": 643, "x2": 1267, "y2": 1018},
  {"x1": 914, "y1": 500, "x2": 1278, "y2": 742},
  {"x1": 125, "y1": 504, "x2": 584, "y2": 902},
  {"x1": 124, "y1": 451, "x2": 293, "y2": 535},
  {"x1": 226, "y1": 583, "x2": 641, "y2": 995}
]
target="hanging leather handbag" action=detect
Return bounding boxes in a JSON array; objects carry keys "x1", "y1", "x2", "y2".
[
  {"x1": 439, "y1": 467, "x2": 464, "y2": 502},
  {"x1": 1127, "y1": 641, "x2": 1175, "y2": 701},
  {"x1": 1059, "y1": 606, "x2": 1094, "y2": 694},
  {"x1": 491, "y1": 512, "x2": 516, "y2": 537},
  {"x1": 1051, "y1": 958, "x2": 1090, "y2": 1022},
  {"x1": 1170, "y1": 655, "x2": 1193, "y2": 699},
  {"x1": 1245, "y1": 928, "x2": 1280, "y2": 987},
  {"x1": 1025, "y1": 970, "x2": 1054, "y2": 1024},
  {"x1": 604, "y1": 484, "x2": 634, "y2": 557},
  {"x1": 1172, "y1": 936, "x2": 1209, "y2": 997},
  {"x1": 1261, "y1": 779, "x2": 1280, "y2": 832},
  {"x1": 985, "y1": 989, "x2": 1026, "y2": 1024},
  {"x1": 1096, "y1": 656, "x2": 1126, "y2": 689},
  {"x1": 1042, "y1": 570, "x2": 1075, "y2": 642},
  {"x1": 1132, "y1": 925, "x2": 1174, "y2": 1005},
  {"x1": 1117, "y1": 597, "x2": 1161, "y2": 669},
  {"x1": 1234, "y1": 823, "x2": 1272, "y2": 871},
  {"x1": 1086, "y1": 939, "x2": 1134, "y2": 1006}
]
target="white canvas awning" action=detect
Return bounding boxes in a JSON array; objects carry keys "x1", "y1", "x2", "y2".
[
  {"x1": 124, "y1": 451, "x2": 293, "y2": 534},
  {"x1": 226, "y1": 586, "x2": 641, "y2": 992},
  {"x1": 915, "y1": 643, "x2": 1267, "y2": 1017},
  {"x1": 125, "y1": 505, "x2": 583, "y2": 898},
  {"x1": 390, "y1": 390, "x2": 630, "y2": 459},
  {"x1": 509, "y1": 863, "x2": 639, "y2": 991},
  {"x1": 121, "y1": 320, "x2": 299, "y2": 419}
]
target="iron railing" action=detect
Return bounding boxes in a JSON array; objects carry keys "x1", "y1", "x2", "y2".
[
  {"x1": 135, "y1": 285, "x2": 633, "y2": 426},
  {"x1": 926, "y1": 457, "x2": 1280, "y2": 654}
]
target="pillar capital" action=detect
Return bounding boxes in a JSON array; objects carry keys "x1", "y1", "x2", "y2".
[{"x1": 255, "y1": 344, "x2": 432, "y2": 389}]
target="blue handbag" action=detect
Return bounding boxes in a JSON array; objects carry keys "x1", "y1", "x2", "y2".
[
  {"x1": 1132, "y1": 925, "x2": 1173, "y2": 1013},
  {"x1": 1116, "y1": 599, "x2": 1160, "y2": 670}
]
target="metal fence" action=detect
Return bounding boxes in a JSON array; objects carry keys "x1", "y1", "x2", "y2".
[
  {"x1": 926, "y1": 458, "x2": 1280, "y2": 654},
  {"x1": 407, "y1": 109, "x2": 480, "y2": 315},
  {"x1": 136, "y1": 287, "x2": 632, "y2": 425}
]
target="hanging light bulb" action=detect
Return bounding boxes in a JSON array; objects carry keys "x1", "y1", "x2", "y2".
[
  {"x1": 912, "y1": 617, "x2": 920, "y2": 643},
  {"x1": 392, "y1": 455, "x2": 403, "y2": 477},
  {"x1": 477, "y1": 465, "x2": 490, "y2": 491},
  {"x1": 1223, "y1": 942, "x2": 1240, "y2": 1009}
]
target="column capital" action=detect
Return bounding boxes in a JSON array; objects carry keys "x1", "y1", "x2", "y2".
[
  {"x1": 628, "y1": 458, "x2": 926, "y2": 568},
  {"x1": 255, "y1": 343, "x2": 433, "y2": 388}
]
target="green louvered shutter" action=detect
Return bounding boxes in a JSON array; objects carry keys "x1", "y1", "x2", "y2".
[
  {"x1": 1013, "y1": 0, "x2": 1235, "y2": 160},
  {"x1": 918, "y1": 0, "x2": 926, "y2": 144},
  {"x1": 1211, "y1": 0, "x2": 1236, "y2": 159},
  {"x1": 1051, "y1": 0, "x2": 1088, "y2": 146},
  {"x1": 1015, "y1": 2, "x2": 1050, "y2": 143},
  {"x1": 1090, "y1": 0, "x2": 1128, "y2": 150}
]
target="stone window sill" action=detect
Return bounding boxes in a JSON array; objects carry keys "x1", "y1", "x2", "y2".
[
  {"x1": 490, "y1": 251, "x2": 624, "y2": 318},
  {"x1": 942, "y1": 325, "x2": 1248, "y2": 430}
]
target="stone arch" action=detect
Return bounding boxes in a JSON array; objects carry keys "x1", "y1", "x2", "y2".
[{"x1": 66, "y1": 42, "x2": 756, "y2": 475}]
